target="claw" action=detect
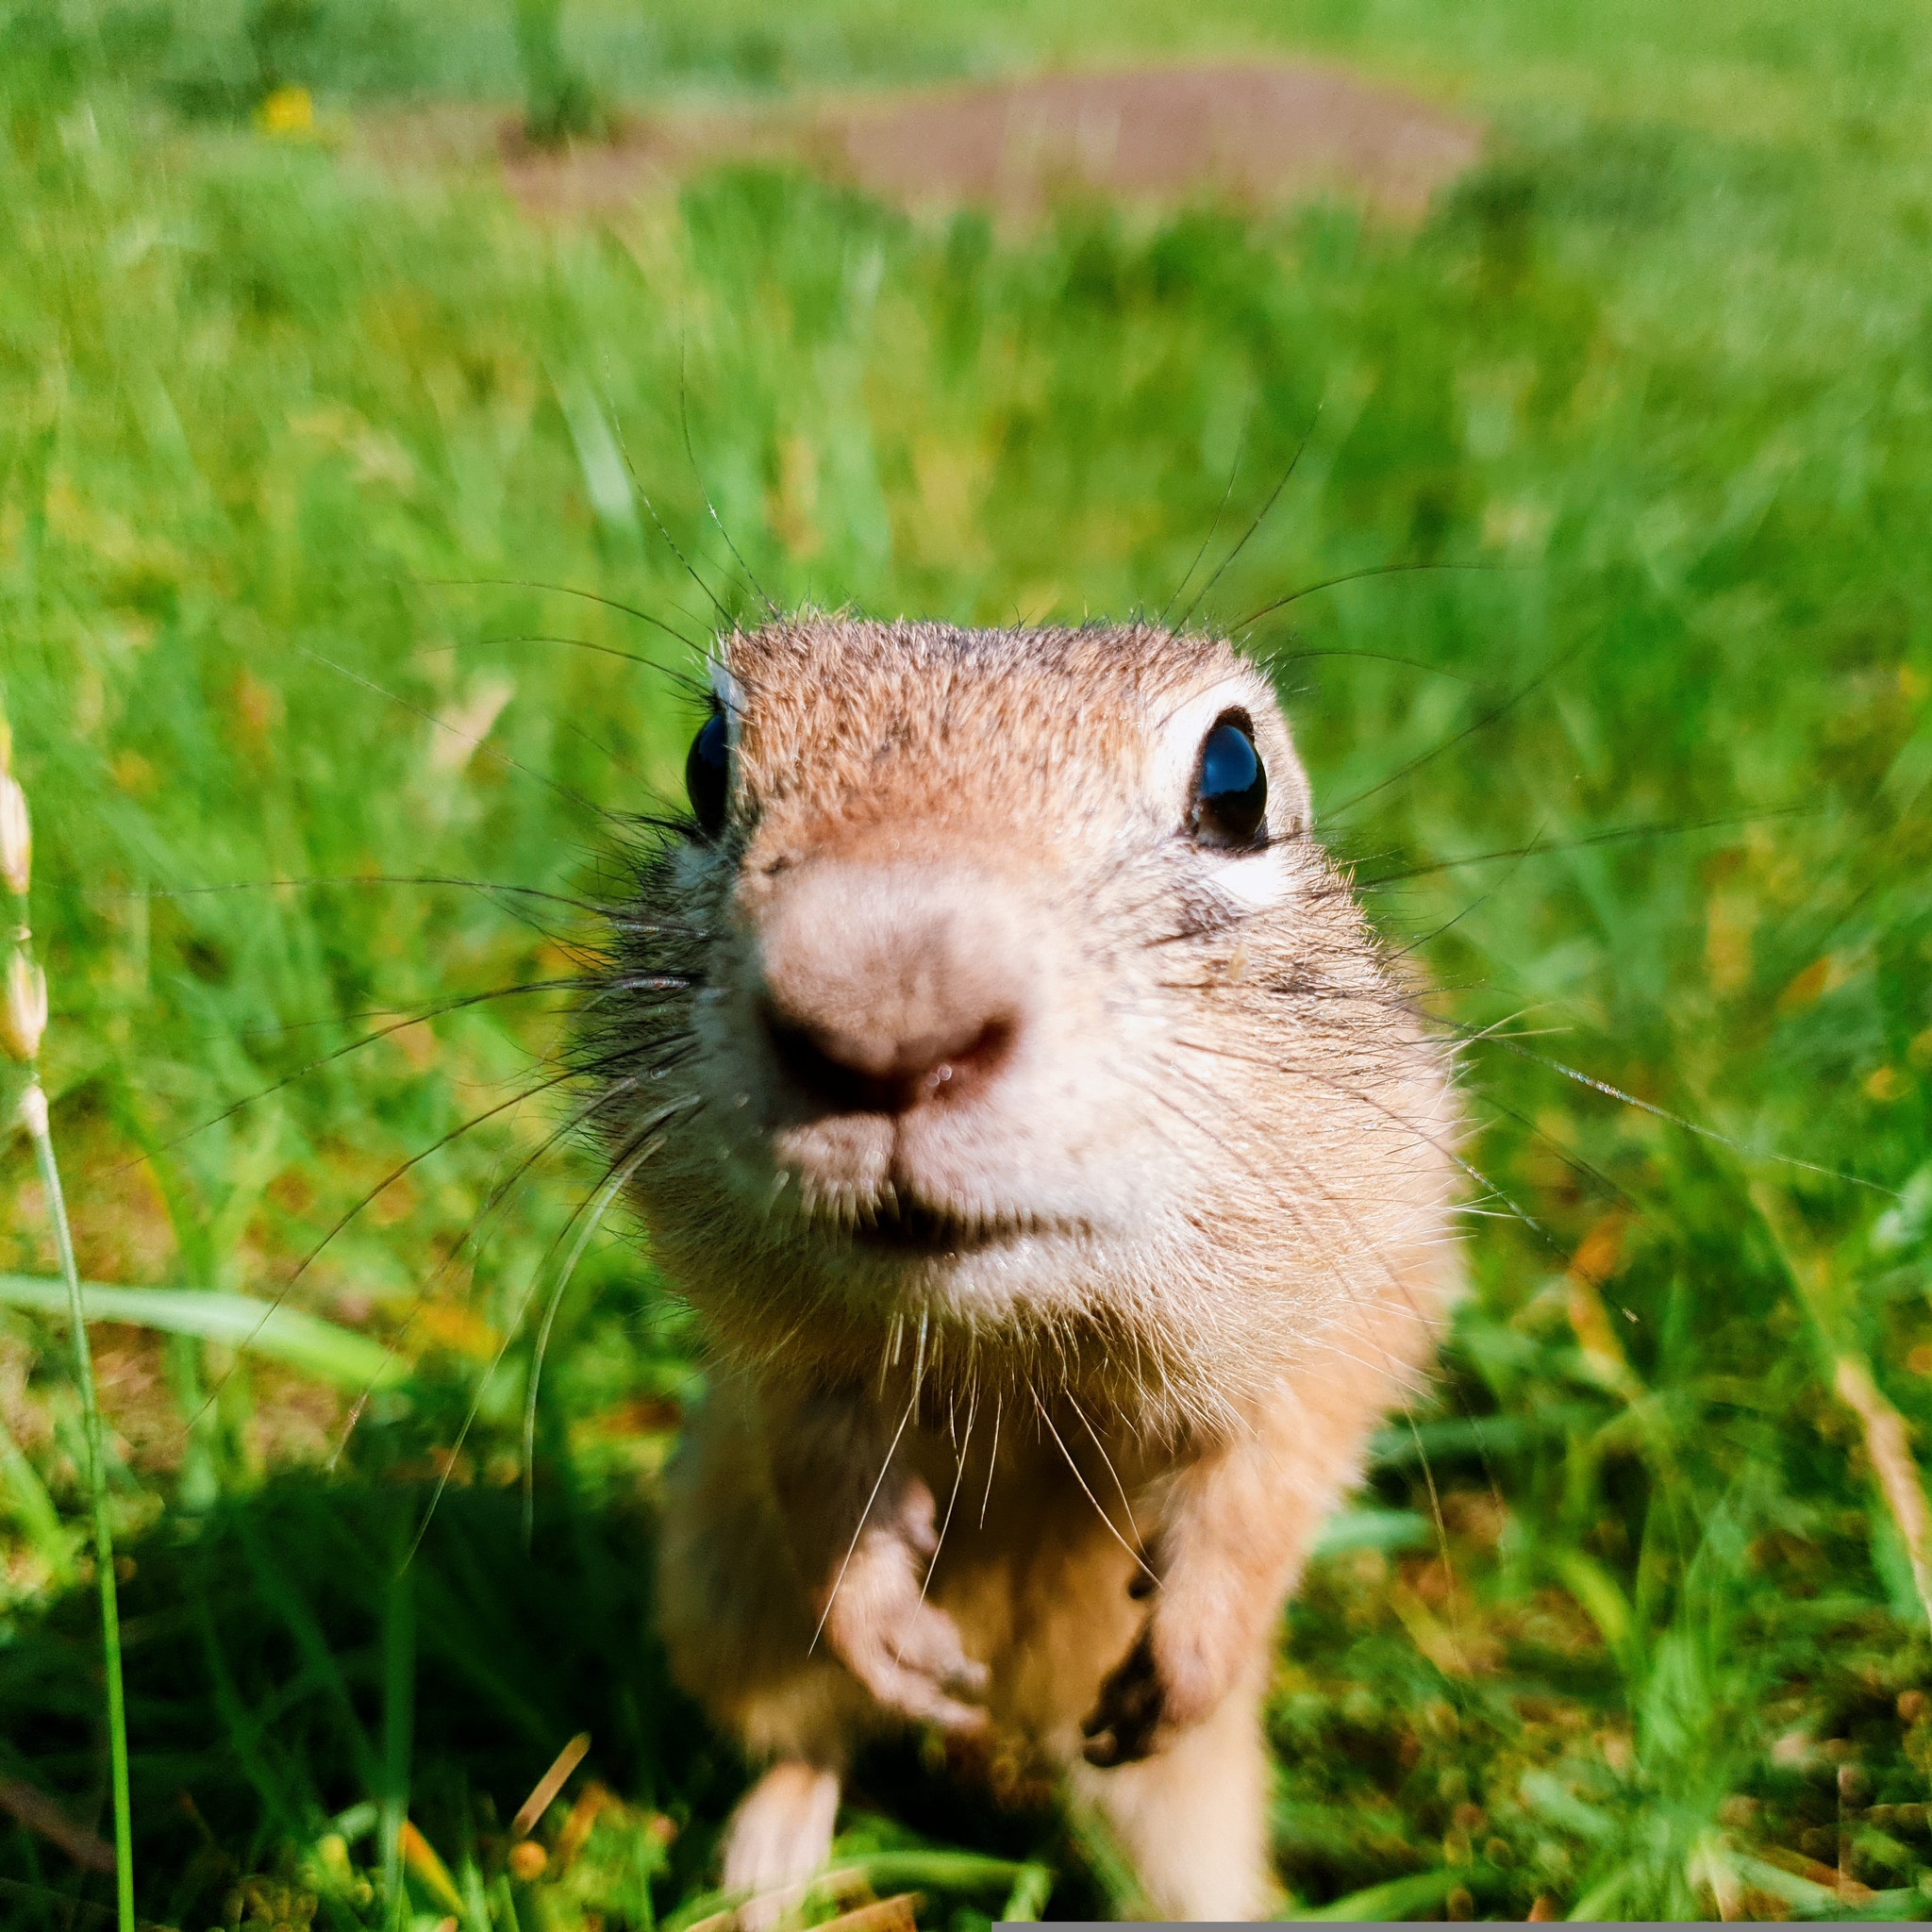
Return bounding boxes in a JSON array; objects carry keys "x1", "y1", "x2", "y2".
[{"x1": 1080, "y1": 1622, "x2": 1166, "y2": 1768}]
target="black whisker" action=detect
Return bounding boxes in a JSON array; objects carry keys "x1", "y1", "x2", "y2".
[
  {"x1": 1159, "y1": 409, "x2": 1251, "y2": 627},
  {"x1": 399, "y1": 1091, "x2": 657, "y2": 1558},
  {"x1": 589, "y1": 367, "x2": 737, "y2": 630},
  {"x1": 1268, "y1": 642, "x2": 1475, "y2": 684},
  {"x1": 294, "y1": 646, "x2": 625, "y2": 827},
  {"x1": 1366, "y1": 816, "x2": 1555, "y2": 969},
  {"x1": 121, "y1": 977, "x2": 598, "y2": 1172},
  {"x1": 1357, "y1": 804, "x2": 1817, "y2": 890},
  {"x1": 1173, "y1": 408, "x2": 1318, "y2": 636},
  {"x1": 413, "y1": 576, "x2": 703, "y2": 652},
  {"x1": 1238, "y1": 559, "x2": 1497, "y2": 633},
  {"x1": 192, "y1": 1065, "x2": 586, "y2": 1428},
  {"x1": 415, "y1": 633, "x2": 715, "y2": 706},
  {"x1": 107, "y1": 874, "x2": 608, "y2": 915},
  {"x1": 1467, "y1": 1086, "x2": 1644, "y2": 1222},
  {"x1": 679, "y1": 361, "x2": 779, "y2": 620},
  {"x1": 1327, "y1": 639, "x2": 1588, "y2": 820}
]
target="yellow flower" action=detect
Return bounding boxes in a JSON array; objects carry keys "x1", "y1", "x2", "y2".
[{"x1": 256, "y1": 86, "x2": 315, "y2": 138}]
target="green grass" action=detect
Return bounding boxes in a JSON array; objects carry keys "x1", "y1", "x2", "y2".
[{"x1": 5, "y1": 0, "x2": 1932, "y2": 1922}]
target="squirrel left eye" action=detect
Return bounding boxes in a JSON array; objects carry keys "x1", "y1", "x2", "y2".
[
  {"x1": 1191, "y1": 715, "x2": 1268, "y2": 848},
  {"x1": 685, "y1": 709, "x2": 730, "y2": 836}
]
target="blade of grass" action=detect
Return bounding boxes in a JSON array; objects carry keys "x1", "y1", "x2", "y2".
[
  {"x1": 1290, "y1": 1867, "x2": 1466, "y2": 1920},
  {"x1": 398, "y1": 1819, "x2": 466, "y2": 1919},
  {"x1": 0, "y1": 1410, "x2": 71, "y2": 1583},
  {"x1": 16, "y1": 1086, "x2": 133, "y2": 1932},
  {"x1": 1751, "y1": 1183, "x2": 1932, "y2": 1631},
  {"x1": 997, "y1": 1863, "x2": 1054, "y2": 1921},
  {"x1": 0, "y1": 1778, "x2": 114, "y2": 1875},
  {"x1": 380, "y1": 1519, "x2": 415, "y2": 1932},
  {"x1": 236, "y1": 1516, "x2": 383, "y2": 1797},
  {"x1": 0, "y1": 1276, "x2": 406, "y2": 1392}
]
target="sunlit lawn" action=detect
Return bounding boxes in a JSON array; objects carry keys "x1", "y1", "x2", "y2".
[{"x1": 4, "y1": 0, "x2": 1932, "y2": 1922}]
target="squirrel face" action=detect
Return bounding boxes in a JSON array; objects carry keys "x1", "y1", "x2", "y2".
[{"x1": 591, "y1": 617, "x2": 1451, "y2": 1420}]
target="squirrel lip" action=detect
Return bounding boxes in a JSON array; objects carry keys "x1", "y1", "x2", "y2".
[
  {"x1": 849, "y1": 1199, "x2": 993, "y2": 1254},
  {"x1": 830, "y1": 1188, "x2": 1069, "y2": 1257}
]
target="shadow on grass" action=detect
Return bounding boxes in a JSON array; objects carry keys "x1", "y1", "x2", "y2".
[{"x1": 3, "y1": 1465, "x2": 704, "y2": 1926}]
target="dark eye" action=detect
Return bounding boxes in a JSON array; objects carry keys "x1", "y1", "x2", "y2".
[
  {"x1": 685, "y1": 709, "x2": 730, "y2": 836},
  {"x1": 1191, "y1": 715, "x2": 1268, "y2": 847}
]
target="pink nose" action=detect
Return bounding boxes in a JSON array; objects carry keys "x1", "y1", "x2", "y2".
[{"x1": 754, "y1": 861, "x2": 1026, "y2": 1120}]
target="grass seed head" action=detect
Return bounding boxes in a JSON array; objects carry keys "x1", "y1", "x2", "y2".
[
  {"x1": 2, "y1": 948, "x2": 47, "y2": 1064},
  {"x1": 0, "y1": 774, "x2": 29, "y2": 899}
]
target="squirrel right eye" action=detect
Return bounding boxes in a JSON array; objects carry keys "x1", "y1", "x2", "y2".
[
  {"x1": 685, "y1": 710, "x2": 730, "y2": 836},
  {"x1": 1191, "y1": 715, "x2": 1268, "y2": 848}
]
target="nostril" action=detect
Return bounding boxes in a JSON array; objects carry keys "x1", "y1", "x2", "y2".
[
  {"x1": 764, "y1": 1014, "x2": 879, "y2": 1114},
  {"x1": 763, "y1": 1008, "x2": 1017, "y2": 1117},
  {"x1": 907, "y1": 1017, "x2": 1014, "y2": 1108}
]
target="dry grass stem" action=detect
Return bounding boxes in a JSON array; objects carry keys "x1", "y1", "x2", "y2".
[
  {"x1": 1753, "y1": 1183, "x2": 1932, "y2": 1634},
  {"x1": 511, "y1": 1729, "x2": 591, "y2": 1838},
  {"x1": 1834, "y1": 1355, "x2": 1932, "y2": 1631},
  {"x1": 0, "y1": 1773, "x2": 116, "y2": 1874}
]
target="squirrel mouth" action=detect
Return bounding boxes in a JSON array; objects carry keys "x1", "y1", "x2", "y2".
[{"x1": 841, "y1": 1191, "x2": 1045, "y2": 1257}]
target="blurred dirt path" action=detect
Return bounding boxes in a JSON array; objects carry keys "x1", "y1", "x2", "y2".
[{"x1": 373, "y1": 62, "x2": 1481, "y2": 223}]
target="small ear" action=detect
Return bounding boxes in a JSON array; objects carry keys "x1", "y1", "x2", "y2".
[{"x1": 708, "y1": 654, "x2": 748, "y2": 745}]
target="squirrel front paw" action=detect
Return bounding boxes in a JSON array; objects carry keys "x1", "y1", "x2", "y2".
[
  {"x1": 816, "y1": 1480, "x2": 989, "y2": 1731},
  {"x1": 1080, "y1": 1613, "x2": 1224, "y2": 1767}
]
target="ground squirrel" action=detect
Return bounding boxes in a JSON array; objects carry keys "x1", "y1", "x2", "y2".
[{"x1": 586, "y1": 617, "x2": 1460, "y2": 1917}]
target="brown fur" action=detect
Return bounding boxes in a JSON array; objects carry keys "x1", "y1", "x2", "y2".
[{"x1": 590, "y1": 617, "x2": 1460, "y2": 1918}]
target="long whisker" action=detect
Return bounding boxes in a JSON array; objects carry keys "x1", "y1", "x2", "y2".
[
  {"x1": 293, "y1": 645, "x2": 623, "y2": 826},
  {"x1": 1033, "y1": 1390, "x2": 1159, "y2": 1587},
  {"x1": 328, "y1": 1073, "x2": 655, "y2": 1465},
  {"x1": 1365, "y1": 819, "x2": 1554, "y2": 969},
  {"x1": 1174, "y1": 408, "x2": 1318, "y2": 634},
  {"x1": 1326, "y1": 640, "x2": 1586, "y2": 820},
  {"x1": 194, "y1": 1064, "x2": 584, "y2": 1428},
  {"x1": 1472, "y1": 1031, "x2": 1894, "y2": 1194},
  {"x1": 1357, "y1": 804, "x2": 1816, "y2": 889},
  {"x1": 121, "y1": 977, "x2": 603, "y2": 1171},
  {"x1": 1162, "y1": 1024, "x2": 1529, "y2": 1245},
  {"x1": 1237, "y1": 558, "x2": 1496, "y2": 632},
  {"x1": 407, "y1": 1169, "x2": 625, "y2": 1567},
  {"x1": 1470, "y1": 1086, "x2": 1644, "y2": 1220},
  {"x1": 556, "y1": 712, "x2": 654, "y2": 787},
  {"x1": 106, "y1": 875, "x2": 608, "y2": 914},
  {"x1": 591, "y1": 365, "x2": 737, "y2": 630},
  {"x1": 1129, "y1": 1060, "x2": 1441, "y2": 1408},
  {"x1": 523, "y1": 1163, "x2": 647, "y2": 1544},
  {"x1": 409, "y1": 1134, "x2": 654, "y2": 1562},
  {"x1": 1270, "y1": 642, "x2": 1476, "y2": 683},
  {"x1": 979, "y1": 1388, "x2": 1003, "y2": 1530},
  {"x1": 810, "y1": 1382, "x2": 923, "y2": 1656},
  {"x1": 917, "y1": 1383, "x2": 979, "y2": 1614},
  {"x1": 679, "y1": 365, "x2": 779, "y2": 620},
  {"x1": 413, "y1": 575, "x2": 703, "y2": 652},
  {"x1": 414, "y1": 633, "x2": 707, "y2": 698},
  {"x1": 1066, "y1": 1389, "x2": 1144, "y2": 1551},
  {"x1": 1158, "y1": 409, "x2": 1250, "y2": 627}
]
